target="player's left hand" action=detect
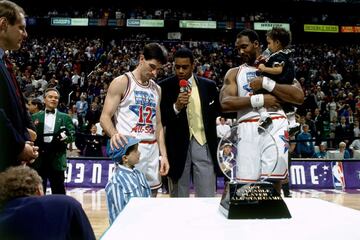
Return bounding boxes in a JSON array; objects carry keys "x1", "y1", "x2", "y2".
[
  {"x1": 250, "y1": 76, "x2": 263, "y2": 91},
  {"x1": 258, "y1": 63, "x2": 266, "y2": 72},
  {"x1": 159, "y1": 155, "x2": 170, "y2": 176}
]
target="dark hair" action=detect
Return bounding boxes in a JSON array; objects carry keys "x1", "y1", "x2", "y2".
[
  {"x1": 174, "y1": 48, "x2": 194, "y2": 64},
  {"x1": 0, "y1": 0, "x2": 25, "y2": 25},
  {"x1": 266, "y1": 27, "x2": 291, "y2": 48},
  {"x1": 0, "y1": 166, "x2": 42, "y2": 209},
  {"x1": 143, "y1": 42, "x2": 168, "y2": 65},
  {"x1": 31, "y1": 98, "x2": 43, "y2": 110},
  {"x1": 237, "y1": 29, "x2": 260, "y2": 43},
  {"x1": 124, "y1": 143, "x2": 138, "y2": 156}
]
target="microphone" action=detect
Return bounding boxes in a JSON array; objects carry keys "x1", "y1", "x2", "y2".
[{"x1": 179, "y1": 79, "x2": 190, "y2": 93}]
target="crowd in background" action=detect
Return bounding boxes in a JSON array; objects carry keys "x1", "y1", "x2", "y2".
[{"x1": 10, "y1": 34, "x2": 360, "y2": 158}]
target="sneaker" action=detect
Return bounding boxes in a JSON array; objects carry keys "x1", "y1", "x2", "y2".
[{"x1": 258, "y1": 117, "x2": 273, "y2": 134}]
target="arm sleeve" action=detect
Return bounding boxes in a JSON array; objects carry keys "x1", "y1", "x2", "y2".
[{"x1": 0, "y1": 108, "x2": 25, "y2": 157}]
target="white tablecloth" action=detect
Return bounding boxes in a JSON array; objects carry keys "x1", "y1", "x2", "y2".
[{"x1": 101, "y1": 197, "x2": 360, "y2": 240}]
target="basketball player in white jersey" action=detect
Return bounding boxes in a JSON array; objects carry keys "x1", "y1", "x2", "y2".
[
  {"x1": 100, "y1": 43, "x2": 170, "y2": 196},
  {"x1": 220, "y1": 29, "x2": 304, "y2": 193}
]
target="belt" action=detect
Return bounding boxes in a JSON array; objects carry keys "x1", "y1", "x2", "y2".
[
  {"x1": 239, "y1": 115, "x2": 286, "y2": 123},
  {"x1": 140, "y1": 139, "x2": 157, "y2": 144}
]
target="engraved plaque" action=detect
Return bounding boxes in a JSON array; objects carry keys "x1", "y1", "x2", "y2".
[{"x1": 217, "y1": 125, "x2": 291, "y2": 219}]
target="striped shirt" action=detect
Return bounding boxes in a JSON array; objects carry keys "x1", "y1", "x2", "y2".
[{"x1": 105, "y1": 164, "x2": 151, "y2": 224}]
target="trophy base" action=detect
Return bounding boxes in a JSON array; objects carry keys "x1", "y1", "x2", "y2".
[{"x1": 219, "y1": 181, "x2": 291, "y2": 219}]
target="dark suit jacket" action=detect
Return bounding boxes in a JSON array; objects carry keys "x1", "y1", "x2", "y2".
[
  {"x1": 159, "y1": 75, "x2": 220, "y2": 181},
  {"x1": 0, "y1": 195, "x2": 96, "y2": 240},
  {"x1": 0, "y1": 59, "x2": 32, "y2": 171},
  {"x1": 31, "y1": 110, "x2": 75, "y2": 171}
]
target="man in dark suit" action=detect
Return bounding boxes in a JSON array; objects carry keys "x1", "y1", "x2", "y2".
[
  {"x1": 0, "y1": 0, "x2": 38, "y2": 171},
  {"x1": 0, "y1": 166, "x2": 96, "y2": 240},
  {"x1": 31, "y1": 88, "x2": 75, "y2": 194},
  {"x1": 159, "y1": 48, "x2": 220, "y2": 197},
  {"x1": 83, "y1": 124, "x2": 103, "y2": 157}
]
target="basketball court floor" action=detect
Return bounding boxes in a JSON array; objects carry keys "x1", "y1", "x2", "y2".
[{"x1": 65, "y1": 188, "x2": 360, "y2": 239}]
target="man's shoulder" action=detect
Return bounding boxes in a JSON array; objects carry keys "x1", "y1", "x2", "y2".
[
  {"x1": 17, "y1": 195, "x2": 81, "y2": 209},
  {"x1": 226, "y1": 66, "x2": 241, "y2": 76},
  {"x1": 197, "y1": 75, "x2": 216, "y2": 87},
  {"x1": 57, "y1": 111, "x2": 70, "y2": 118},
  {"x1": 32, "y1": 111, "x2": 44, "y2": 118},
  {"x1": 158, "y1": 75, "x2": 176, "y2": 86}
]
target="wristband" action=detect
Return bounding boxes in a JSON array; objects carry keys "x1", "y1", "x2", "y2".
[
  {"x1": 250, "y1": 94, "x2": 264, "y2": 108},
  {"x1": 262, "y1": 76, "x2": 276, "y2": 92}
]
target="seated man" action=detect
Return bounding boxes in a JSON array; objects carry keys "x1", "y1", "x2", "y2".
[{"x1": 0, "y1": 166, "x2": 95, "y2": 240}]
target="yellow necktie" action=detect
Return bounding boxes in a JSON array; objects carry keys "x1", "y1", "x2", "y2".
[{"x1": 187, "y1": 78, "x2": 206, "y2": 145}]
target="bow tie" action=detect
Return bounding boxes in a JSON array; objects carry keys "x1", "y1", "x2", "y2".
[{"x1": 46, "y1": 109, "x2": 55, "y2": 114}]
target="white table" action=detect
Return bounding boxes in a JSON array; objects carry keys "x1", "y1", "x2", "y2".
[{"x1": 101, "y1": 197, "x2": 360, "y2": 240}]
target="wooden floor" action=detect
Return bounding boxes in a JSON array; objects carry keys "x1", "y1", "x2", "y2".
[{"x1": 66, "y1": 188, "x2": 360, "y2": 240}]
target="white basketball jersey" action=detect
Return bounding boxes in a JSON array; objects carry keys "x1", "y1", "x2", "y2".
[
  {"x1": 114, "y1": 72, "x2": 160, "y2": 141},
  {"x1": 236, "y1": 64, "x2": 285, "y2": 121}
]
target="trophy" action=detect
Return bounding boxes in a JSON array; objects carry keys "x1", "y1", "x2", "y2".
[{"x1": 218, "y1": 125, "x2": 291, "y2": 219}]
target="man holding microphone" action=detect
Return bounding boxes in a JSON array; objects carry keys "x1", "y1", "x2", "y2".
[{"x1": 159, "y1": 47, "x2": 220, "y2": 197}]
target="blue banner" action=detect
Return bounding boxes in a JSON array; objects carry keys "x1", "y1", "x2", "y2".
[
  {"x1": 65, "y1": 159, "x2": 114, "y2": 188},
  {"x1": 343, "y1": 161, "x2": 360, "y2": 189},
  {"x1": 65, "y1": 158, "x2": 360, "y2": 189},
  {"x1": 290, "y1": 161, "x2": 334, "y2": 189}
]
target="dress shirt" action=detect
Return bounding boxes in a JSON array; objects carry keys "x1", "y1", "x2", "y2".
[{"x1": 44, "y1": 109, "x2": 57, "y2": 143}]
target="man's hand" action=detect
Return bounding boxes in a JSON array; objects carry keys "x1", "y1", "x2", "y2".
[
  {"x1": 258, "y1": 63, "x2": 266, "y2": 72},
  {"x1": 174, "y1": 92, "x2": 190, "y2": 111},
  {"x1": 159, "y1": 155, "x2": 169, "y2": 176},
  {"x1": 19, "y1": 141, "x2": 39, "y2": 165},
  {"x1": 250, "y1": 76, "x2": 263, "y2": 91},
  {"x1": 27, "y1": 128, "x2": 37, "y2": 141},
  {"x1": 263, "y1": 94, "x2": 281, "y2": 109},
  {"x1": 110, "y1": 132, "x2": 128, "y2": 150}
]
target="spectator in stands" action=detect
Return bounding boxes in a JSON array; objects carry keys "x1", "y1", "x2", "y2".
[
  {"x1": 85, "y1": 101, "x2": 101, "y2": 130},
  {"x1": 296, "y1": 124, "x2": 315, "y2": 158},
  {"x1": 313, "y1": 108, "x2": 323, "y2": 145},
  {"x1": 338, "y1": 141, "x2": 350, "y2": 159},
  {"x1": 305, "y1": 111, "x2": 316, "y2": 137},
  {"x1": 159, "y1": 47, "x2": 219, "y2": 197},
  {"x1": 83, "y1": 124, "x2": 103, "y2": 157},
  {"x1": 353, "y1": 119, "x2": 360, "y2": 138},
  {"x1": 31, "y1": 88, "x2": 75, "y2": 194},
  {"x1": 313, "y1": 142, "x2": 327, "y2": 158},
  {"x1": 335, "y1": 116, "x2": 352, "y2": 146},
  {"x1": 76, "y1": 93, "x2": 89, "y2": 127},
  {"x1": 0, "y1": 166, "x2": 95, "y2": 240},
  {"x1": 105, "y1": 136, "x2": 151, "y2": 224},
  {"x1": 216, "y1": 117, "x2": 231, "y2": 143},
  {"x1": 0, "y1": 0, "x2": 38, "y2": 171},
  {"x1": 101, "y1": 42, "x2": 169, "y2": 197},
  {"x1": 28, "y1": 98, "x2": 43, "y2": 114},
  {"x1": 349, "y1": 138, "x2": 360, "y2": 151}
]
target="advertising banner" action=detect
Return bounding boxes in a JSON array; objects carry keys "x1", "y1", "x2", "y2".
[
  {"x1": 290, "y1": 161, "x2": 334, "y2": 189},
  {"x1": 342, "y1": 161, "x2": 360, "y2": 189},
  {"x1": 64, "y1": 158, "x2": 360, "y2": 189},
  {"x1": 65, "y1": 159, "x2": 115, "y2": 188}
]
